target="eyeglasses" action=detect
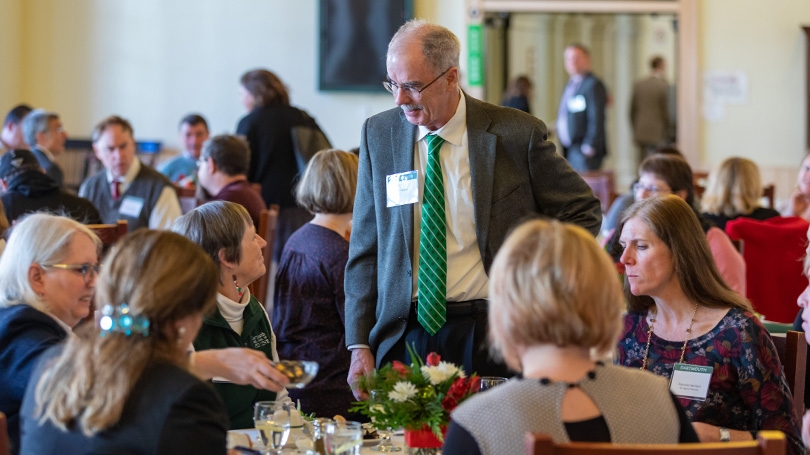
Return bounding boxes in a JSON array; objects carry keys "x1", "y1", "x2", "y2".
[
  {"x1": 632, "y1": 183, "x2": 671, "y2": 195},
  {"x1": 43, "y1": 263, "x2": 101, "y2": 284},
  {"x1": 196, "y1": 157, "x2": 208, "y2": 169},
  {"x1": 383, "y1": 68, "x2": 452, "y2": 99}
]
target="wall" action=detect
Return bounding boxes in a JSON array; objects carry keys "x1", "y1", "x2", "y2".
[
  {"x1": 7, "y1": 0, "x2": 464, "y2": 156},
  {"x1": 0, "y1": 0, "x2": 23, "y2": 111},
  {"x1": 699, "y1": 0, "x2": 810, "y2": 186}
]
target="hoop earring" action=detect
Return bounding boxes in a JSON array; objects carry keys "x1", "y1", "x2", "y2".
[{"x1": 232, "y1": 274, "x2": 244, "y2": 301}]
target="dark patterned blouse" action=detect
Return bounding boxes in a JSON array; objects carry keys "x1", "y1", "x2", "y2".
[
  {"x1": 616, "y1": 308, "x2": 803, "y2": 455},
  {"x1": 272, "y1": 223, "x2": 361, "y2": 420}
]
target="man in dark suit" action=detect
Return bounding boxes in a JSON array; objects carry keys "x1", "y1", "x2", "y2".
[
  {"x1": 631, "y1": 56, "x2": 671, "y2": 165},
  {"x1": 556, "y1": 43, "x2": 608, "y2": 172},
  {"x1": 20, "y1": 109, "x2": 68, "y2": 188},
  {"x1": 344, "y1": 20, "x2": 602, "y2": 399}
]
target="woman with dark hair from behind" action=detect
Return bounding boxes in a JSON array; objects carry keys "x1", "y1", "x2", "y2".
[
  {"x1": 616, "y1": 195, "x2": 802, "y2": 455},
  {"x1": 700, "y1": 157, "x2": 779, "y2": 230},
  {"x1": 20, "y1": 230, "x2": 228, "y2": 454},
  {"x1": 237, "y1": 68, "x2": 322, "y2": 264},
  {"x1": 501, "y1": 75, "x2": 533, "y2": 114},
  {"x1": 273, "y1": 149, "x2": 360, "y2": 419}
]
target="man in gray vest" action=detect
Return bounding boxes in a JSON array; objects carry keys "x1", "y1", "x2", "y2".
[{"x1": 79, "y1": 115, "x2": 181, "y2": 231}]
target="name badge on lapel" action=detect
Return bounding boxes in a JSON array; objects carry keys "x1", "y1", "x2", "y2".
[
  {"x1": 119, "y1": 196, "x2": 145, "y2": 218},
  {"x1": 669, "y1": 363, "x2": 713, "y2": 401},
  {"x1": 386, "y1": 170, "x2": 419, "y2": 207},
  {"x1": 568, "y1": 94, "x2": 587, "y2": 113}
]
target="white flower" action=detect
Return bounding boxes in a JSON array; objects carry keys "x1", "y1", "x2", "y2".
[
  {"x1": 388, "y1": 381, "x2": 418, "y2": 402},
  {"x1": 421, "y1": 361, "x2": 465, "y2": 385}
]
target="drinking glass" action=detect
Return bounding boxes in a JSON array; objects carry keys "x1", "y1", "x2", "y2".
[
  {"x1": 369, "y1": 390, "x2": 401, "y2": 452},
  {"x1": 477, "y1": 376, "x2": 508, "y2": 392},
  {"x1": 274, "y1": 360, "x2": 319, "y2": 388},
  {"x1": 325, "y1": 421, "x2": 363, "y2": 455},
  {"x1": 253, "y1": 401, "x2": 293, "y2": 455}
]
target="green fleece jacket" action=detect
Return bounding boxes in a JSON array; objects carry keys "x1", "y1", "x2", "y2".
[{"x1": 193, "y1": 295, "x2": 277, "y2": 429}]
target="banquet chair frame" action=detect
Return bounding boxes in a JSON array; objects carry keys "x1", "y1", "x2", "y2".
[
  {"x1": 86, "y1": 220, "x2": 128, "y2": 254},
  {"x1": 0, "y1": 411, "x2": 8, "y2": 455},
  {"x1": 249, "y1": 204, "x2": 280, "y2": 305},
  {"x1": 771, "y1": 330, "x2": 806, "y2": 416},
  {"x1": 525, "y1": 431, "x2": 786, "y2": 455}
]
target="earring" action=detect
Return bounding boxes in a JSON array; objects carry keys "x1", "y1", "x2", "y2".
[
  {"x1": 177, "y1": 326, "x2": 186, "y2": 346},
  {"x1": 232, "y1": 274, "x2": 244, "y2": 301}
]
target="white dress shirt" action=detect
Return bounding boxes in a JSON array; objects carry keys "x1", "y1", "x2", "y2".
[{"x1": 412, "y1": 92, "x2": 488, "y2": 302}]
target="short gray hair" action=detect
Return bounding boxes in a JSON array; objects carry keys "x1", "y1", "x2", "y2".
[
  {"x1": 201, "y1": 135, "x2": 250, "y2": 177},
  {"x1": 0, "y1": 214, "x2": 101, "y2": 312},
  {"x1": 295, "y1": 149, "x2": 358, "y2": 215},
  {"x1": 388, "y1": 19, "x2": 460, "y2": 74},
  {"x1": 171, "y1": 201, "x2": 252, "y2": 268},
  {"x1": 21, "y1": 109, "x2": 59, "y2": 148}
]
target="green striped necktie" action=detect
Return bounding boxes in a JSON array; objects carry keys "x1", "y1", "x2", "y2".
[{"x1": 418, "y1": 133, "x2": 447, "y2": 335}]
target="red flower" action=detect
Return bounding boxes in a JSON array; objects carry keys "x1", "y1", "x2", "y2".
[
  {"x1": 392, "y1": 361, "x2": 408, "y2": 376},
  {"x1": 442, "y1": 376, "x2": 477, "y2": 412},
  {"x1": 426, "y1": 352, "x2": 441, "y2": 367}
]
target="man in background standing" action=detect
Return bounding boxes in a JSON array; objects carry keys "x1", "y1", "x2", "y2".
[
  {"x1": 0, "y1": 104, "x2": 32, "y2": 154},
  {"x1": 21, "y1": 109, "x2": 68, "y2": 188},
  {"x1": 556, "y1": 44, "x2": 608, "y2": 172},
  {"x1": 630, "y1": 55, "x2": 671, "y2": 165},
  {"x1": 159, "y1": 114, "x2": 209, "y2": 187}
]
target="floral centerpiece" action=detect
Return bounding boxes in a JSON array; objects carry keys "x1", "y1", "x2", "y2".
[{"x1": 351, "y1": 346, "x2": 479, "y2": 454}]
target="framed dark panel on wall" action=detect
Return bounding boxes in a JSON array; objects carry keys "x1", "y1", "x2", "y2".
[{"x1": 319, "y1": 0, "x2": 413, "y2": 92}]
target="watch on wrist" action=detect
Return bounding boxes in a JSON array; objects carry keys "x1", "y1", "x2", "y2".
[{"x1": 719, "y1": 427, "x2": 731, "y2": 442}]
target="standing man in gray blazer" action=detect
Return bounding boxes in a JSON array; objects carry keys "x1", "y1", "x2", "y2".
[
  {"x1": 556, "y1": 43, "x2": 608, "y2": 172},
  {"x1": 345, "y1": 20, "x2": 602, "y2": 399},
  {"x1": 631, "y1": 56, "x2": 671, "y2": 165}
]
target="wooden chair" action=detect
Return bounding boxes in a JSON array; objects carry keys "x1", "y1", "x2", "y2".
[
  {"x1": 525, "y1": 431, "x2": 786, "y2": 455},
  {"x1": 174, "y1": 184, "x2": 198, "y2": 214},
  {"x1": 249, "y1": 204, "x2": 280, "y2": 305},
  {"x1": 0, "y1": 411, "x2": 9, "y2": 455},
  {"x1": 87, "y1": 220, "x2": 128, "y2": 252},
  {"x1": 771, "y1": 330, "x2": 807, "y2": 416},
  {"x1": 581, "y1": 170, "x2": 617, "y2": 214}
]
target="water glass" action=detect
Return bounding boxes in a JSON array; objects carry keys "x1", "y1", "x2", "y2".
[
  {"x1": 370, "y1": 390, "x2": 401, "y2": 452},
  {"x1": 325, "y1": 421, "x2": 363, "y2": 455},
  {"x1": 477, "y1": 376, "x2": 508, "y2": 392},
  {"x1": 254, "y1": 401, "x2": 293, "y2": 455}
]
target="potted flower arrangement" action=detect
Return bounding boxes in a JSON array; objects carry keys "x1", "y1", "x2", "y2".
[{"x1": 351, "y1": 346, "x2": 480, "y2": 455}]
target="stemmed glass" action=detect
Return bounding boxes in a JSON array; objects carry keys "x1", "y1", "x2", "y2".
[
  {"x1": 369, "y1": 390, "x2": 401, "y2": 452},
  {"x1": 253, "y1": 401, "x2": 293, "y2": 455},
  {"x1": 477, "y1": 376, "x2": 508, "y2": 392},
  {"x1": 325, "y1": 420, "x2": 363, "y2": 455}
]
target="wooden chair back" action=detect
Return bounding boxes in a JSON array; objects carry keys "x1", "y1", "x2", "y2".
[
  {"x1": 174, "y1": 184, "x2": 198, "y2": 214},
  {"x1": 771, "y1": 330, "x2": 807, "y2": 416},
  {"x1": 762, "y1": 184, "x2": 775, "y2": 209},
  {"x1": 580, "y1": 170, "x2": 617, "y2": 213},
  {"x1": 249, "y1": 204, "x2": 280, "y2": 304},
  {"x1": 87, "y1": 220, "x2": 128, "y2": 253},
  {"x1": 0, "y1": 411, "x2": 9, "y2": 455},
  {"x1": 525, "y1": 431, "x2": 786, "y2": 455}
]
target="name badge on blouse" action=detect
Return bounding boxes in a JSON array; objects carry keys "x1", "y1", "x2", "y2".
[
  {"x1": 119, "y1": 196, "x2": 145, "y2": 218},
  {"x1": 386, "y1": 170, "x2": 419, "y2": 207},
  {"x1": 669, "y1": 363, "x2": 713, "y2": 401}
]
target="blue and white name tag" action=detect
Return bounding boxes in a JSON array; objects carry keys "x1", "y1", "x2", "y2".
[
  {"x1": 386, "y1": 170, "x2": 419, "y2": 207},
  {"x1": 669, "y1": 363, "x2": 713, "y2": 401},
  {"x1": 119, "y1": 196, "x2": 144, "y2": 218},
  {"x1": 568, "y1": 94, "x2": 586, "y2": 113}
]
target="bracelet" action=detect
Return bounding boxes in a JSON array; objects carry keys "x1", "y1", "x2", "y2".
[{"x1": 719, "y1": 427, "x2": 731, "y2": 442}]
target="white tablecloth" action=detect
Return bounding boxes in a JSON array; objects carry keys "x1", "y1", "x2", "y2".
[{"x1": 228, "y1": 429, "x2": 407, "y2": 454}]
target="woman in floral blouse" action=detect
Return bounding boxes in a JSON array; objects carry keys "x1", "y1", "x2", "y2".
[{"x1": 615, "y1": 195, "x2": 802, "y2": 455}]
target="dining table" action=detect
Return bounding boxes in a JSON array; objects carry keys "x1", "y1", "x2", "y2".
[{"x1": 228, "y1": 428, "x2": 408, "y2": 454}]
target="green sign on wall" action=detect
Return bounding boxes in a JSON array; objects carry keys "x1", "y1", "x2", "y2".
[{"x1": 468, "y1": 24, "x2": 483, "y2": 87}]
